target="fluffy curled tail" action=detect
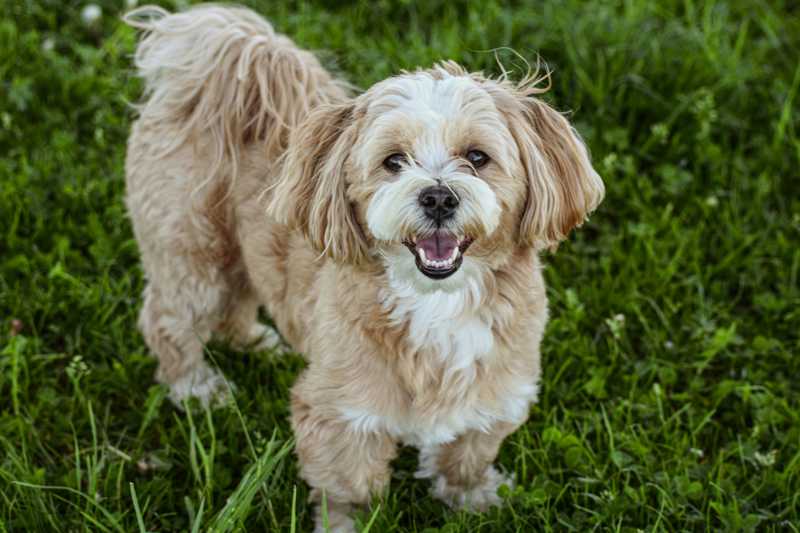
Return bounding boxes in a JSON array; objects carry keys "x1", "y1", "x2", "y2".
[{"x1": 124, "y1": 4, "x2": 348, "y2": 178}]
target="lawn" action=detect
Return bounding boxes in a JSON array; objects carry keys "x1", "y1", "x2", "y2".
[{"x1": 1, "y1": 0, "x2": 799, "y2": 531}]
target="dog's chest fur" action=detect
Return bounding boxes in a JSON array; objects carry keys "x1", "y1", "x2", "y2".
[
  {"x1": 387, "y1": 277, "x2": 494, "y2": 372},
  {"x1": 342, "y1": 276, "x2": 539, "y2": 447}
]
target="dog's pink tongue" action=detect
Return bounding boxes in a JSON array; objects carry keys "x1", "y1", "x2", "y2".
[{"x1": 417, "y1": 231, "x2": 458, "y2": 261}]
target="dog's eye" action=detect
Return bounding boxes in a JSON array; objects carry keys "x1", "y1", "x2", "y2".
[
  {"x1": 466, "y1": 150, "x2": 490, "y2": 169},
  {"x1": 383, "y1": 153, "x2": 406, "y2": 172}
]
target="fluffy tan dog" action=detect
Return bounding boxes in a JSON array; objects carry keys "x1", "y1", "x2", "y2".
[{"x1": 124, "y1": 5, "x2": 603, "y2": 531}]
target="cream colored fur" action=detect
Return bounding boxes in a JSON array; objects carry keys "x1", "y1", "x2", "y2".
[{"x1": 124, "y1": 5, "x2": 604, "y2": 531}]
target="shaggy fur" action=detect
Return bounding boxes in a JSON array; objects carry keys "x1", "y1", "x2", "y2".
[{"x1": 124, "y1": 5, "x2": 604, "y2": 531}]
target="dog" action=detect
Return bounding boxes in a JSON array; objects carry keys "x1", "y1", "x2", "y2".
[{"x1": 123, "y1": 5, "x2": 604, "y2": 531}]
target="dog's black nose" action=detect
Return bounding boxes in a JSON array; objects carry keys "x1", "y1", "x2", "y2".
[{"x1": 419, "y1": 185, "x2": 459, "y2": 221}]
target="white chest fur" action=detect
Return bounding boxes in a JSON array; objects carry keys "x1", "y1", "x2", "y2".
[
  {"x1": 385, "y1": 275, "x2": 494, "y2": 371},
  {"x1": 339, "y1": 272, "x2": 538, "y2": 446}
]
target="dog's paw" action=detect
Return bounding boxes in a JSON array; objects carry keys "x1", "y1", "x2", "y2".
[
  {"x1": 246, "y1": 323, "x2": 287, "y2": 353},
  {"x1": 231, "y1": 323, "x2": 288, "y2": 354},
  {"x1": 168, "y1": 364, "x2": 235, "y2": 409},
  {"x1": 430, "y1": 466, "x2": 513, "y2": 513}
]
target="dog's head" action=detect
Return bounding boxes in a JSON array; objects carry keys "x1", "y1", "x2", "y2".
[{"x1": 269, "y1": 62, "x2": 604, "y2": 292}]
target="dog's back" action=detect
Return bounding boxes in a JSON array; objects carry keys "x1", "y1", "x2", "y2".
[{"x1": 123, "y1": 4, "x2": 345, "y2": 405}]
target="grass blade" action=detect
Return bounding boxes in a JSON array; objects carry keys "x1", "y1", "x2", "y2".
[
  {"x1": 205, "y1": 436, "x2": 293, "y2": 532},
  {"x1": 129, "y1": 482, "x2": 146, "y2": 533}
]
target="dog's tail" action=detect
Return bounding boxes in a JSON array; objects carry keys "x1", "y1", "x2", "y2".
[{"x1": 124, "y1": 4, "x2": 348, "y2": 180}]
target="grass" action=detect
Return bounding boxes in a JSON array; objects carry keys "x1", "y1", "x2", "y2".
[{"x1": 1, "y1": 0, "x2": 799, "y2": 530}]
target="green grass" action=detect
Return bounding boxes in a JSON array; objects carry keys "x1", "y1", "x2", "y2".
[{"x1": 1, "y1": 0, "x2": 799, "y2": 531}]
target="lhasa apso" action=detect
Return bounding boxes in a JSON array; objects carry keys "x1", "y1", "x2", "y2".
[{"x1": 124, "y1": 5, "x2": 604, "y2": 531}]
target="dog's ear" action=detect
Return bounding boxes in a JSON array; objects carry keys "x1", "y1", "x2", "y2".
[
  {"x1": 494, "y1": 82, "x2": 604, "y2": 249},
  {"x1": 268, "y1": 101, "x2": 369, "y2": 264}
]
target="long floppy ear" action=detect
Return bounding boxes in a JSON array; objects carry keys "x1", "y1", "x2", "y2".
[
  {"x1": 267, "y1": 102, "x2": 369, "y2": 264},
  {"x1": 502, "y1": 87, "x2": 604, "y2": 248}
]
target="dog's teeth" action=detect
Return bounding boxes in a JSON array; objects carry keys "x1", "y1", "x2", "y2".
[{"x1": 417, "y1": 247, "x2": 461, "y2": 270}]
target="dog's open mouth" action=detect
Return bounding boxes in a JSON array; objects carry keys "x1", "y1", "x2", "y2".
[{"x1": 403, "y1": 231, "x2": 473, "y2": 280}]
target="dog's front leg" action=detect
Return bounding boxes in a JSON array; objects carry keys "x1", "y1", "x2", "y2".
[
  {"x1": 291, "y1": 377, "x2": 397, "y2": 533},
  {"x1": 416, "y1": 421, "x2": 519, "y2": 512}
]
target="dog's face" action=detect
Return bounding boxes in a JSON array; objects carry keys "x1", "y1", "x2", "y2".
[{"x1": 270, "y1": 62, "x2": 604, "y2": 292}]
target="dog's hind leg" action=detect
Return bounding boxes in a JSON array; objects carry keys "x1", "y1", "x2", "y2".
[
  {"x1": 215, "y1": 280, "x2": 283, "y2": 353},
  {"x1": 138, "y1": 275, "x2": 233, "y2": 408}
]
